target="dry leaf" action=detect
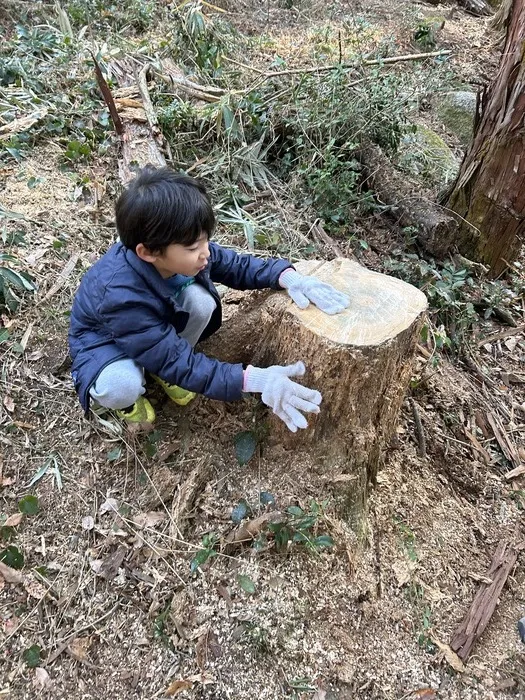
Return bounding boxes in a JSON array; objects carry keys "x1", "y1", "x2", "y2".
[
  {"x1": 33, "y1": 667, "x2": 52, "y2": 689},
  {"x1": 97, "y1": 545, "x2": 126, "y2": 580},
  {"x1": 195, "y1": 628, "x2": 222, "y2": 670},
  {"x1": 4, "y1": 513, "x2": 23, "y2": 527},
  {"x1": 165, "y1": 679, "x2": 193, "y2": 696},
  {"x1": 312, "y1": 691, "x2": 327, "y2": 700},
  {"x1": 81, "y1": 516, "x2": 95, "y2": 530},
  {"x1": 132, "y1": 511, "x2": 167, "y2": 529},
  {"x1": 99, "y1": 498, "x2": 118, "y2": 515},
  {"x1": 24, "y1": 576, "x2": 48, "y2": 600},
  {"x1": 0, "y1": 561, "x2": 24, "y2": 584},
  {"x1": 392, "y1": 559, "x2": 417, "y2": 587},
  {"x1": 217, "y1": 584, "x2": 232, "y2": 608},
  {"x1": 1, "y1": 476, "x2": 16, "y2": 486},
  {"x1": 412, "y1": 689, "x2": 436, "y2": 699},
  {"x1": 3, "y1": 395, "x2": 15, "y2": 412},
  {"x1": 505, "y1": 337, "x2": 518, "y2": 353},
  {"x1": 431, "y1": 636, "x2": 465, "y2": 673},
  {"x1": 68, "y1": 636, "x2": 92, "y2": 661}
]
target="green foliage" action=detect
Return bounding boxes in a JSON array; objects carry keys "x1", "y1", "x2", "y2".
[
  {"x1": 190, "y1": 532, "x2": 219, "y2": 573},
  {"x1": 231, "y1": 499, "x2": 251, "y2": 523},
  {"x1": 385, "y1": 254, "x2": 477, "y2": 347},
  {"x1": 394, "y1": 514, "x2": 418, "y2": 562},
  {"x1": 153, "y1": 597, "x2": 175, "y2": 652},
  {"x1": 22, "y1": 644, "x2": 42, "y2": 668},
  {"x1": 18, "y1": 495, "x2": 39, "y2": 515},
  {"x1": 0, "y1": 23, "x2": 113, "y2": 165},
  {"x1": 268, "y1": 500, "x2": 334, "y2": 554},
  {"x1": 0, "y1": 254, "x2": 36, "y2": 313},
  {"x1": 65, "y1": 0, "x2": 158, "y2": 33},
  {"x1": 236, "y1": 573, "x2": 256, "y2": 594},
  {"x1": 0, "y1": 544, "x2": 24, "y2": 569},
  {"x1": 234, "y1": 430, "x2": 257, "y2": 466}
]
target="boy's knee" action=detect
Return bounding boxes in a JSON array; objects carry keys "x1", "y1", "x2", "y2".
[{"x1": 90, "y1": 361, "x2": 144, "y2": 409}]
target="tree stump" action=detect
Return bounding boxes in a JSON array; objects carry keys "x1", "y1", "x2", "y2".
[{"x1": 203, "y1": 258, "x2": 427, "y2": 532}]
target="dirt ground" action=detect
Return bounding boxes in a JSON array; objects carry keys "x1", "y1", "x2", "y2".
[{"x1": 1, "y1": 1, "x2": 525, "y2": 699}]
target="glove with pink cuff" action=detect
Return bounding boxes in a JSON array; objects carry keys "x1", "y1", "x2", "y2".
[
  {"x1": 243, "y1": 361, "x2": 321, "y2": 433},
  {"x1": 279, "y1": 268, "x2": 350, "y2": 315}
]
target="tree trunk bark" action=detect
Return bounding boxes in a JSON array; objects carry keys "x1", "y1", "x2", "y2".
[
  {"x1": 445, "y1": 0, "x2": 525, "y2": 276},
  {"x1": 203, "y1": 259, "x2": 427, "y2": 532}
]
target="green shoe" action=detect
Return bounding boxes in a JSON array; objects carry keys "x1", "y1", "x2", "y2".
[
  {"x1": 116, "y1": 396, "x2": 156, "y2": 423},
  {"x1": 152, "y1": 375, "x2": 196, "y2": 406}
]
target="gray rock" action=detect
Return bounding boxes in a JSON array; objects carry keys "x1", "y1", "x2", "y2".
[
  {"x1": 435, "y1": 91, "x2": 477, "y2": 145},
  {"x1": 396, "y1": 123, "x2": 459, "y2": 188}
]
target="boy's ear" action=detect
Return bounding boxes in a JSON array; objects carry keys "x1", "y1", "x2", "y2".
[{"x1": 136, "y1": 243, "x2": 159, "y2": 263}]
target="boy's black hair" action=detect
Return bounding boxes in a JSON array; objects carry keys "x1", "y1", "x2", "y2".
[{"x1": 115, "y1": 167, "x2": 215, "y2": 253}]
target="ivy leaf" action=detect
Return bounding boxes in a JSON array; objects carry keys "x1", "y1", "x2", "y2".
[
  {"x1": 0, "y1": 545, "x2": 24, "y2": 569},
  {"x1": 236, "y1": 574, "x2": 256, "y2": 594},
  {"x1": 0, "y1": 526, "x2": 15, "y2": 542},
  {"x1": 234, "y1": 431, "x2": 257, "y2": 466},
  {"x1": 22, "y1": 644, "x2": 41, "y2": 668},
  {"x1": 231, "y1": 499, "x2": 249, "y2": 524},
  {"x1": 287, "y1": 505, "x2": 303, "y2": 517},
  {"x1": 259, "y1": 491, "x2": 275, "y2": 506},
  {"x1": 190, "y1": 548, "x2": 216, "y2": 574},
  {"x1": 18, "y1": 495, "x2": 39, "y2": 515}
]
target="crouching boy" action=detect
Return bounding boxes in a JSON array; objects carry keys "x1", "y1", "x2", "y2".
[{"x1": 69, "y1": 168, "x2": 349, "y2": 432}]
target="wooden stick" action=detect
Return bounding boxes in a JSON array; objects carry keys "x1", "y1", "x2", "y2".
[
  {"x1": 450, "y1": 540, "x2": 523, "y2": 660},
  {"x1": 409, "y1": 398, "x2": 427, "y2": 459},
  {"x1": 224, "y1": 50, "x2": 452, "y2": 79},
  {"x1": 486, "y1": 411, "x2": 521, "y2": 470},
  {"x1": 91, "y1": 52, "x2": 124, "y2": 135},
  {"x1": 477, "y1": 323, "x2": 525, "y2": 346}
]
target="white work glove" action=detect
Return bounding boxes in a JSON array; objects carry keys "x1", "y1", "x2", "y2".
[
  {"x1": 244, "y1": 361, "x2": 322, "y2": 433},
  {"x1": 279, "y1": 268, "x2": 350, "y2": 315}
]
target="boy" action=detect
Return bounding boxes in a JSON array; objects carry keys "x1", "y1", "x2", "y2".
[{"x1": 69, "y1": 168, "x2": 349, "y2": 432}]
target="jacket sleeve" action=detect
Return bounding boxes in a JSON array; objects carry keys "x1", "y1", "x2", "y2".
[
  {"x1": 208, "y1": 242, "x2": 292, "y2": 290},
  {"x1": 98, "y1": 287, "x2": 244, "y2": 402}
]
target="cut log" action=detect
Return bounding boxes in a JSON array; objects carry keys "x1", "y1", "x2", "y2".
[
  {"x1": 203, "y1": 258, "x2": 427, "y2": 531},
  {"x1": 450, "y1": 539, "x2": 523, "y2": 660},
  {"x1": 359, "y1": 143, "x2": 459, "y2": 258}
]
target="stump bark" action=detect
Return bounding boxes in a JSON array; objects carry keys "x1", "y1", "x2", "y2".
[{"x1": 204, "y1": 258, "x2": 427, "y2": 532}]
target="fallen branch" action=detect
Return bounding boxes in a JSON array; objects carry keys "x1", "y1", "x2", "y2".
[
  {"x1": 477, "y1": 323, "x2": 525, "y2": 347},
  {"x1": 450, "y1": 540, "x2": 523, "y2": 660},
  {"x1": 409, "y1": 398, "x2": 427, "y2": 459},
  {"x1": 359, "y1": 142, "x2": 458, "y2": 258},
  {"x1": 42, "y1": 253, "x2": 79, "y2": 301},
  {"x1": 224, "y1": 50, "x2": 452, "y2": 79},
  {"x1": 505, "y1": 464, "x2": 525, "y2": 481},
  {"x1": 486, "y1": 411, "x2": 522, "y2": 471}
]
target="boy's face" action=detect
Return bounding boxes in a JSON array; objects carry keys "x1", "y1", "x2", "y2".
[{"x1": 136, "y1": 234, "x2": 210, "y2": 279}]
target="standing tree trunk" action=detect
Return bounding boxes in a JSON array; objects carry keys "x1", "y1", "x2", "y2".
[{"x1": 445, "y1": 0, "x2": 525, "y2": 276}]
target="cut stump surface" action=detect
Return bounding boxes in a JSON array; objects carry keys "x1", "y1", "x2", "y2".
[{"x1": 204, "y1": 257, "x2": 427, "y2": 531}]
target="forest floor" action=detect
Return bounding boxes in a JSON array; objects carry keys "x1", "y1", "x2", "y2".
[{"x1": 1, "y1": 1, "x2": 524, "y2": 699}]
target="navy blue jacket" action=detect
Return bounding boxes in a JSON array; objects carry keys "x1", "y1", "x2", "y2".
[{"x1": 69, "y1": 242, "x2": 291, "y2": 412}]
